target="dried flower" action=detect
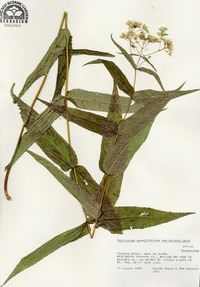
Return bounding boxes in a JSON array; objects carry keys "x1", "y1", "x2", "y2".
[
  {"x1": 138, "y1": 31, "x2": 146, "y2": 40},
  {"x1": 126, "y1": 20, "x2": 142, "y2": 29},
  {"x1": 157, "y1": 26, "x2": 168, "y2": 38},
  {"x1": 147, "y1": 34, "x2": 160, "y2": 43},
  {"x1": 142, "y1": 24, "x2": 149, "y2": 33},
  {"x1": 121, "y1": 20, "x2": 173, "y2": 57},
  {"x1": 163, "y1": 38, "x2": 174, "y2": 55}
]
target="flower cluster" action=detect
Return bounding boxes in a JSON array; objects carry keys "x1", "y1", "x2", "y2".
[{"x1": 120, "y1": 20, "x2": 174, "y2": 56}]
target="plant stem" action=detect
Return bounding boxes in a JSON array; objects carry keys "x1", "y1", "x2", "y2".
[
  {"x1": 62, "y1": 12, "x2": 92, "y2": 238},
  {"x1": 145, "y1": 47, "x2": 165, "y2": 57},
  {"x1": 123, "y1": 48, "x2": 143, "y2": 120}
]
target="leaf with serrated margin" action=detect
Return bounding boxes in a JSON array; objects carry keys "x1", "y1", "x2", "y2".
[
  {"x1": 68, "y1": 89, "x2": 141, "y2": 113},
  {"x1": 111, "y1": 34, "x2": 137, "y2": 69},
  {"x1": 99, "y1": 206, "x2": 194, "y2": 234},
  {"x1": 119, "y1": 84, "x2": 200, "y2": 137},
  {"x1": 132, "y1": 84, "x2": 199, "y2": 105},
  {"x1": 19, "y1": 29, "x2": 71, "y2": 98},
  {"x1": 27, "y1": 151, "x2": 101, "y2": 219},
  {"x1": 103, "y1": 83, "x2": 199, "y2": 177},
  {"x1": 5, "y1": 87, "x2": 66, "y2": 171},
  {"x1": 103, "y1": 95, "x2": 170, "y2": 176},
  {"x1": 99, "y1": 82, "x2": 122, "y2": 170},
  {"x1": 84, "y1": 59, "x2": 134, "y2": 97},
  {"x1": 11, "y1": 92, "x2": 77, "y2": 171},
  {"x1": 103, "y1": 121, "x2": 153, "y2": 177},
  {"x1": 99, "y1": 82, "x2": 124, "y2": 206},
  {"x1": 118, "y1": 97, "x2": 170, "y2": 138},
  {"x1": 39, "y1": 99, "x2": 118, "y2": 137},
  {"x1": 2, "y1": 223, "x2": 89, "y2": 286}
]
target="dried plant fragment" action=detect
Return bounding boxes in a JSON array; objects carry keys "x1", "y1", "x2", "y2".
[{"x1": 2, "y1": 13, "x2": 198, "y2": 286}]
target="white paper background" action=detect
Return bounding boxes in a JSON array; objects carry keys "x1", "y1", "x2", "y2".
[{"x1": 0, "y1": 0, "x2": 200, "y2": 286}]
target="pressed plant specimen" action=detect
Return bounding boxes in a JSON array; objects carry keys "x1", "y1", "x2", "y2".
[{"x1": 2, "y1": 13, "x2": 198, "y2": 285}]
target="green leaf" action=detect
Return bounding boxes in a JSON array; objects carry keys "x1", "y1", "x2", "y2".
[
  {"x1": 99, "y1": 206, "x2": 194, "y2": 233},
  {"x1": 53, "y1": 34, "x2": 73, "y2": 99},
  {"x1": 103, "y1": 121, "x2": 153, "y2": 176},
  {"x1": 99, "y1": 82, "x2": 122, "y2": 170},
  {"x1": 6, "y1": 89, "x2": 65, "y2": 170},
  {"x1": 70, "y1": 165, "x2": 99, "y2": 197},
  {"x1": 98, "y1": 82, "x2": 124, "y2": 206},
  {"x1": 137, "y1": 66, "x2": 165, "y2": 91},
  {"x1": 67, "y1": 107, "x2": 118, "y2": 137},
  {"x1": 2, "y1": 223, "x2": 89, "y2": 286},
  {"x1": 118, "y1": 97, "x2": 169, "y2": 138},
  {"x1": 131, "y1": 53, "x2": 157, "y2": 71},
  {"x1": 39, "y1": 99, "x2": 118, "y2": 137},
  {"x1": 103, "y1": 84, "x2": 199, "y2": 177},
  {"x1": 110, "y1": 34, "x2": 137, "y2": 69},
  {"x1": 53, "y1": 55, "x2": 67, "y2": 98},
  {"x1": 103, "y1": 97, "x2": 170, "y2": 178},
  {"x1": 119, "y1": 84, "x2": 200, "y2": 137},
  {"x1": 19, "y1": 29, "x2": 71, "y2": 98},
  {"x1": 68, "y1": 89, "x2": 140, "y2": 113},
  {"x1": 69, "y1": 48, "x2": 114, "y2": 58},
  {"x1": 27, "y1": 150, "x2": 101, "y2": 219},
  {"x1": 140, "y1": 55, "x2": 157, "y2": 72},
  {"x1": 97, "y1": 174, "x2": 124, "y2": 208},
  {"x1": 132, "y1": 85, "x2": 199, "y2": 105},
  {"x1": 11, "y1": 92, "x2": 77, "y2": 171},
  {"x1": 84, "y1": 59, "x2": 134, "y2": 97}
]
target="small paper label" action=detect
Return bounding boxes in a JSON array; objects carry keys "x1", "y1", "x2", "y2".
[{"x1": 113, "y1": 237, "x2": 200, "y2": 287}]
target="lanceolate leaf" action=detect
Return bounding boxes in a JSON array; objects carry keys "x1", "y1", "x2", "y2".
[
  {"x1": 11, "y1": 92, "x2": 77, "y2": 171},
  {"x1": 6, "y1": 90, "x2": 66, "y2": 170},
  {"x1": 137, "y1": 66, "x2": 165, "y2": 91},
  {"x1": 67, "y1": 107, "x2": 118, "y2": 137},
  {"x1": 27, "y1": 150, "x2": 101, "y2": 219},
  {"x1": 118, "y1": 97, "x2": 170, "y2": 138},
  {"x1": 39, "y1": 99, "x2": 118, "y2": 137},
  {"x1": 99, "y1": 82, "x2": 124, "y2": 206},
  {"x1": 69, "y1": 49, "x2": 114, "y2": 58},
  {"x1": 132, "y1": 85, "x2": 199, "y2": 105},
  {"x1": 111, "y1": 34, "x2": 137, "y2": 69},
  {"x1": 103, "y1": 121, "x2": 153, "y2": 176},
  {"x1": 99, "y1": 206, "x2": 194, "y2": 233},
  {"x1": 110, "y1": 35, "x2": 163, "y2": 90},
  {"x1": 103, "y1": 94, "x2": 157, "y2": 176},
  {"x1": 99, "y1": 82, "x2": 122, "y2": 170},
  {"x1": 53, "y1": 47, "x2": 114, "y2": 97},
  {"x1": 119, "y1": 85, "x2": 199, "y2": 137},
  {"x1": 19, "y1": 29, "x2": 71, "y2": 98},
  {"x1": 67, "y1": 85, "x2": 199, "y2": 113},
  {"x1": 103, "y1": 84, "x2": 199, "y2": 177},
  {"x1": 2, "y1": 223, "x2": 89, "y2": 286},
  {"x1": 84, "y1": 59, "x2": 134, "y2": 96},
  {"x1": 68, "y1": 89, "x2": 140, "y2": 113}
]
